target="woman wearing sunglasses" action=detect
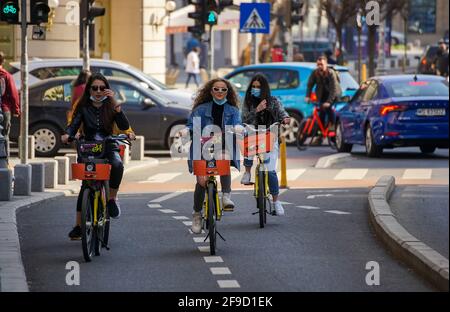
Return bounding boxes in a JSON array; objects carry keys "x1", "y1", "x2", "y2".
[
  {"x1": 179, "y1": 78, "x2": 242, "y2": 234},
  {"x1": 62, "y1": 73, "x2": 135, "y2": 240},
  {"x1": 240, "y1": 74, "x2": 290, "y2": 216}
]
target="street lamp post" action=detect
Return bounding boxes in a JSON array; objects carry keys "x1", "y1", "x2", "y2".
[{"x1": 19, "y1": 0, "x2": 29, "y2": 164}]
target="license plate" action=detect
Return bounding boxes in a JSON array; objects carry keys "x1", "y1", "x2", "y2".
[{"x1": 416, "y1": 108, "x2": 446, "y2": 116}]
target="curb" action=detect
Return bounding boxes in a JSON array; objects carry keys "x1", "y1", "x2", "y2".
[
  {"x1": 315, "y1": 153, "x2": 351, "y2": 168},
  {"x1": 368, "y1": 176, "x2": 449, "y2": 291},
  {"x1": 0, "y1": 189, "x2": 77, "y2": 292}
]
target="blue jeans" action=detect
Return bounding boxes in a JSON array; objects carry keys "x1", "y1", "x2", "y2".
[{"x1": 244, "y1": 158, "x2": 279, "y2": 196}]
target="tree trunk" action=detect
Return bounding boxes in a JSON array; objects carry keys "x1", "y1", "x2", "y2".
[
  {"x1": 368, "y1": 25, "x2": 377, "y2": 77},
  {"x1": 336, "y1": 27, "x2": 344, "y2": 65}
]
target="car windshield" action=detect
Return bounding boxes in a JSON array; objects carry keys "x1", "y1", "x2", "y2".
[
  {"x1": 385, "y1": 80, "x2": 449, "y2": 97},
  {"x1": 126, "y1": 65, "x2": 168, "y2": 90},
  {"x1": 338, "y1": 71, "x2": 359, "y2": 91}
]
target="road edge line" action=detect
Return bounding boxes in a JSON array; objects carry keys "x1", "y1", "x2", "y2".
[
  {"x1": 368, "y1": 175, "x2": 449, "y2": 291},
  {"x1": 314, "y1": 153, "x2": 351, "y2": 168}
]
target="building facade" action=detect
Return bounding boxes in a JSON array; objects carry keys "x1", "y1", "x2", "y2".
[{"x1": 1, "y1": 0, "x2": 168, "y2": 83}]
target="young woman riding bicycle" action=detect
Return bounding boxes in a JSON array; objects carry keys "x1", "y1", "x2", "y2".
[
  {"x1": 178, "y1": 78, "x2": 242, "y2": 234},
  {"x1": 240, "y1": 74, "x2": 291, "y2": 216},
  {"x1": 62, "y1": 73, "x2": 135, "y2": 240}
]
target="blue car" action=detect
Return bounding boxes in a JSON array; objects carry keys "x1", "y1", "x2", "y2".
[
  {"x1": 335, "y1": 75, "x2": 449, "y2": 157},
  {"x1": 224, "y1": 62, "x2": 359, "y2": 143}
]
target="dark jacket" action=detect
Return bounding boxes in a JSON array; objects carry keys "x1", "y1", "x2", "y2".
[
  {"x1": 306, "y1": 68, "x2": 341, "y2": 104},
  {"x1": 241, "y1": 96, "x2": 289, "y2": 126},
  {"x1": 0, "y1": 68, "x2": 20, "y2": 115},
  {"x1": 66, "y1": 105, "x2": 130, "y2": 141},
  {"x1": 434, "y1": 49, "x2": 449, "y2": 77}
]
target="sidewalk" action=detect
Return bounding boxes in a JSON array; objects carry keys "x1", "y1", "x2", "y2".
[{"x1": 0, "y1": 156, "x2": 159, "y2": 292}]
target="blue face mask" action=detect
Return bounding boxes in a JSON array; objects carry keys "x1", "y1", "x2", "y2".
[
  {"x1": 90, "y1": 95, "x2": 108, "y2": 103},
  {"x1": 251, "y1": 88, "x2": 261, "y2": 98},
  {"x1": 213, "y1": 97, "x2": 227, "y2": 106}
]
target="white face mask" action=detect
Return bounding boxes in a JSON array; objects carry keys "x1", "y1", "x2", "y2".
[{"x1": 90, "y1": 95, "x2": 107, "y2": 103}]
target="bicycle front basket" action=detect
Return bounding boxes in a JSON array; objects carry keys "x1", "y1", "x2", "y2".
[
  {"x1": 193, "y1": 160, "x2": 230, "y2": 176},
  {"x1": 71, "y1": 163, "x2": 111, "y2": 180},
  {"x1": 239, "y1": 132, "x2": 276, "y2": 157}
]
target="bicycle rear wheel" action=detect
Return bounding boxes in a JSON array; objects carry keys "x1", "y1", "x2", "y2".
[
  {"x1": 94, "y1": 183, "x2": 109, "y2": 256},
  {"x1": 207, "y1": 182, "x2": 216, "y2": 255},
  {"x1": 257, "y1": 171, "x2": 266, "y2": 228},
  {"x1": 81, "y1": 188, "x2": 95, "y2": 262}
]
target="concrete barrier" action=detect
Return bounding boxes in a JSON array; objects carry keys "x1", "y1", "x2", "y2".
[
  {"x1": 28, "y1": 136, "x2": 35, "y2": 160},
  {"x1": 30, "y1": 163, "x2": 45, "y2": 192},
  {"x1": 13, "y1": 164, "x2": 32, "y2": 196},
  {"x1": 0, "y1": 169, "x2": 13, "y2": 201},
  {"x1": 43, "y1": 160, "x2": 58, "y2": 189},
  {"x1": 66, "y1": 154, "x2": 78, "y2": 180},
  {"x1": 122, "y1": 144, "x2": 130, "y2": 165},
  {"x1": 131, "y1": 136, "x2": 145, "y2": 161},
  {"x1": 55, "y1": 156, "x2": 69, "y2": 185}
]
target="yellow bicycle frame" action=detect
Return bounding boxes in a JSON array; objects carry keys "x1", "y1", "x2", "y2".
[
  {"x1": 93, "y1": 188, "x2": 107, "y2": 226},
  {"x1": 254, "y1": 154, "x2": 269, "y2": 198}
]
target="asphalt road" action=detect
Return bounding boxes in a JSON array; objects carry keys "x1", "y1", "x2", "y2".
[
  {"x1": 17, "y1": 188, "x2": 434, "y2": 292},
  {"x1": 389, "y1": 185, "x2": 449, "y2": 258}
]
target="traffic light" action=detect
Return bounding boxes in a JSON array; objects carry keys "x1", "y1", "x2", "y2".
[
  {"x1": 187, "y1": 0, "x2": 206, "y2": 37},
  {"x1": 0, "y1": 0, "x2": 20, "y2": 24},
  {"x1": 286, "y1": 0, "x2": 305, "y2": 27},
  {"x1": 86, "y1": 0, "x2": 105, "y2": 25},
  {"x1": 205, "y1": 0, "x2": 233, "y2": 26},
  {"x1": 30, "y1": 0, "x2": 50, "y2": 25},
  {"x1": 291, "y1": 0, "x2": 304, "y2": 26}
]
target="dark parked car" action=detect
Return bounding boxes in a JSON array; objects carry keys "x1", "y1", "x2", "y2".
[
  {"x1": 10, "y1": 77, "x2": 190, "y2": 157},
  {"x1": 336, "y1": 75, "x2": 449, "y2": 157}
]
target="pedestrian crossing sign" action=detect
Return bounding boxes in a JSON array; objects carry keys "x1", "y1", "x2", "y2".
[{"x1": 240, "y1": 3, "x2": 271, "y2": 34}]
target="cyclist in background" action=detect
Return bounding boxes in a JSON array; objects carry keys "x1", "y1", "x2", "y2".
[
  {"x1": 305, "y1": 55, "x2": 341, "y2": 143},
  {"x1": 178, "y1": 78, "x2": 242, "y2": 234},
  {"x1": 240, "y1": 74, "x2": 290, "y2": 216},
  {"x1": 62, "y1": 73, "x2": 135, "y2": 240}
]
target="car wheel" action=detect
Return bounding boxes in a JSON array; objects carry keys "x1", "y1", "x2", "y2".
[
  {"x1": 167, "y1": 124, "x2": 188, "y2": 156},
  {"x1": 365, "y1": 125, "x2": 383, "y2": 158},
  {"x1": 420, "y1": 146, "x2": 436, "y2": 154},
  {"x1": 336, "y1": 121, "x2": 353, "y2": 153},
  {"x1": 31, "y1": 123, "x2": 61, "y2": 157},
  {"x1": 281, "y1": 112, "x2": 302, "y2": 145}
]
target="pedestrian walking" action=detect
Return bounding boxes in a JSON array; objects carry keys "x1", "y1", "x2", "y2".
[
  {"x1": 433, "y1": 39, "x2": 449, "y2": 78},
  {"x1": 185, "y1": 46, "x2": 201, "y2": 88},
  {"x1": 0, "y1": 51, "x2": 20, "y2": 164}
]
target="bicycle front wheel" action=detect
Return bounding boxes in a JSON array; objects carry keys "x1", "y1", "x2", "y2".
[
  {"x1": 81, "y1": 188, "x2": 95, "y2": 262},
  {"x1": 207, "y1": 182, "x2": 216, "y2": 255},
  {"x1": 257, "y1": 171, "x2": 266, "y2": 228}
]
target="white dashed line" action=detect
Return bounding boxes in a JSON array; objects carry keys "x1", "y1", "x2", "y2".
[
  {"x1": 194, "y1": 237, "x2": 209, "y2": 243},
  {"x1": 278, "y1": 201, "x2": 293, "y2": 205},
  {"x1": 142, "y1": 173, "x2": 182, "y2": 183},
  {"x1": 307, "y1": 194, "x2": 334, "y2": 199},
  {"x1": 324, "y1": 210, "x2": 351, "y2": 215},
  {"x1": 172, "y1": 216, "x2": 189, "y2": 220},
  {"x1": 210, "y1": 267, "x2": 232, "y2": 275},
  {"x1": 287, "y1": 169, "x2": 307, "y2": 181},
  {"x1": 147, "y1": 203, "x2": 162, "y2": 208},
  {"x1": 150, "y1": 191, "x2": 186, "y2": 203},
  {"x1": 402, "y1": 169, "x2": 432, "y2": 180},
  {"x1": 297, "y1": 205, "x2": 320, "y2": 210},
  {"x1": 204, "y1": 256, "x2": 224, "y2": 263},
  {"x1": 334, "y1": 169, "x2": 368, "y2": 180},
  {"x1": 158, "y1": 209, "x2": 177, "y2": 214},
  {"x1": 183, "y1": 221, "x2": 193, "y2": 226},
  {"x1": 217, "y1": 280, "x2": 240, "y2": 288},
  {"x1": 198, "y1": 246, "x2": 210, "y2": 253}
]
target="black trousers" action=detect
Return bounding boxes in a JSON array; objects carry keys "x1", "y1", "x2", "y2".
[{"x1": 318, "y1": 104, "x2": 335, "y2": 128}]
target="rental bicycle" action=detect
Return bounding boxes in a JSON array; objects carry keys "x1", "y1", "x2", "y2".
[
  {"x1": 296, "y1": 103, "x2": 337, "y2": 150},
  {"x1": 239, "y1": 123, "x2": 280, "y2": 228},
  {"x1": 71, "y1": 134, "x2": 130, "y2": 262},
  {"x1": 193, "y1": 136, "x2": 228, "y2": 256}
]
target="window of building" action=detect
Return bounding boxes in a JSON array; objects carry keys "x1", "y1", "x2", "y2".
[{"x1": 408, "y1": 0, "x2": 437, "y2": 34}]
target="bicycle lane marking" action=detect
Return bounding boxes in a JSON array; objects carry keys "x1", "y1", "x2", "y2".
[{"x1": 148, "y1": 192, "x2": 242, "y2": 289}]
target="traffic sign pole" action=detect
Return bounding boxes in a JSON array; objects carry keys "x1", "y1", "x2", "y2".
[{"x1": 20, "y1": 0, "x2": 29, "y2": 164}]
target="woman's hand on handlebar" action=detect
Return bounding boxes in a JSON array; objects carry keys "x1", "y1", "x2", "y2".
[
  {"x1": 61, "y1": 134, "x2": 70, "y2": 144},
  {"x1": 127, "y1": 132, "x2": 136, "y2": 141},
  {"x1": 282, "y1": 117, "x2": 291, "y2": 125}
]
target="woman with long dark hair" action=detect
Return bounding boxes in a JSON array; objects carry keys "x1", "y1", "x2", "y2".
[
  {"x1": 62, "y1": 73, "x2": 135, "y2": 240},
  {"x1": 240, "y1": 73, "x2": 290, "y2": 216},
  {"x1": 179, "y1": 78, "x2": 242, "y2": 234}
]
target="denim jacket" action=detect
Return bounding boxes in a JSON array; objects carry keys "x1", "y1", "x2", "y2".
[{"x1": 186, "y1": 101, "x2": 242, "y2": 173}]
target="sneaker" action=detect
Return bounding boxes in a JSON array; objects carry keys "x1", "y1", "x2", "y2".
[
  {"x1": 222, "y1": 193, "x2": 235, "y2": 211},
  {"x1": 107, "y1": 199, "x2": 121, "y2": 219},
  {"x1": 191, "y1": 212, "x2": 202, "y2": 234},
  {"x1": 68, "y1": 225, "x2": 82, "y2": 240},
  {"x1": 273, "y1": 201, "x2": 285, "y2": 216},
  {"x1": 240, "y1": 172, "x2": 251, "y2": 185}
]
